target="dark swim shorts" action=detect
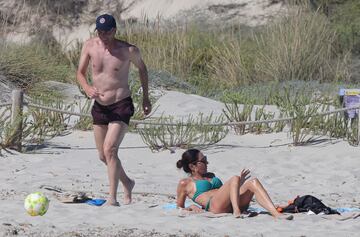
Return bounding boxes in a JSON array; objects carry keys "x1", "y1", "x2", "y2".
[{"x1": 91, "y1": 97, "x2": 135, "y2": 125}]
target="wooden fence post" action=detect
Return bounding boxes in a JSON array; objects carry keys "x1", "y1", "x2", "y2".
[
  {"x1": 358, "y1": 105, "x2": 360, "y2": 146},
  {"x1": 11, "y1": 89, "x2": 24, "y2": 151}
]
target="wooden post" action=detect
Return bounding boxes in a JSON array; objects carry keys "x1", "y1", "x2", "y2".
[
  {"x1": 358, "y1": 105, "x2": 360, "y2": 146},
  {"x1": 10, "y1": 89, "x2": 23, "y2": 151}
]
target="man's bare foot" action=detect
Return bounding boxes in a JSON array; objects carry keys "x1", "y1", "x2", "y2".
[
  {"x1": 123, "y1": 178, "x2": 135, "y2": 205},
  {"x1": 105, "y1": 199, "x2": 120, "y2": 206}
]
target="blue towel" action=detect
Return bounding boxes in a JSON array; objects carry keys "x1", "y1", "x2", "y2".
[
  {"x1": 248, "y1": 206, "x2": 266, "y2": 213},
  {"x1": 162, "y1": 204, "x2": 267, "y2": 212},
  {"x1": 162, "y1": 203, "x2": 360, "y2": 214},
  {"x1": 336, "y1": 208, "x2": 360, "y2": 213},
  {"x1": 162, "y1": 203, "x2": 178, "y2": 210},
  {"x1": 85, "y1": 199, "x2": 106, "y2": 206},
  {"x1": 162, "y1": 201, "x2": 201, "y2": 210},
  {"x1": 248, "y1": 207, "x2": 360, "y2": 214}
]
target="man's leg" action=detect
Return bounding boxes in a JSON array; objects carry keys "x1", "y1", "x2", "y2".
[
  {"x1": 93, "y1": 125, "x2": 108, "y2": 164},
  {"x1": 103, "y1": 121, "x2": 134, "y2": 205}
]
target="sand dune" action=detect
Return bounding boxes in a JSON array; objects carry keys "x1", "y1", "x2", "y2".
[
  {"x1": 122, "y1": 0, "x2": 284, "y2": 26},
  {"x1": 0, "y1": 0, "x2": 285, "y2": 49}
]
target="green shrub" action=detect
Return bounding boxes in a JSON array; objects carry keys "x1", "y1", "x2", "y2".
[
  {"x1": 137, "y1": 114, "x2": 228, "y2": 151},
  {"x1": 255, "y1": 7, "x2": 348, "y2": 83},
  {"x1": 329, "y1": 0, "x2": 360, "y2": 53},
  {"x1": 223, "y1": 102, "x2": 253, "y2": 135}
]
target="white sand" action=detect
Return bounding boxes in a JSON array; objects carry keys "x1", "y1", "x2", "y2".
[
  {"x1": 1, "y1": 91, "x2": 360, "y2": 236},
  {"x1": 122, "y1": 0, "x2": 284, "y2": 26},
  {"x1": 151, "y1": 91, "x2": 226, "y2": 119}
]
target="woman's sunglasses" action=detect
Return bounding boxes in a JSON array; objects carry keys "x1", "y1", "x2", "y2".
[{"x1": 193, "y1": 156, "x2": 208, "y2": 165}]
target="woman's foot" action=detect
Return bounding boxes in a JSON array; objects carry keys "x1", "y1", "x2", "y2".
[
  {"x1": 124, "y1": 178, "x2": 135, "y2": 205},
  {"x1": 233, "y1": 211, "x2": 241, "y2": 218}
]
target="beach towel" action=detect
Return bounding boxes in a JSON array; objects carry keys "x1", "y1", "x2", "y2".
[
  {"x1": 321, "y1": 212, "x2": 360, "y2": 221},
  {"x1": 85, "y1": 199, "x2": 106, "y2": 206},
  {"x1": 162, "y1": 202, "x2": 198, "y2": 210},
  {"x1": 162, "y1": 202, "x2": 259, "y2": 218},
  {"x1": 175, "y1": 209, "x2": 257, "y2": 218},
  {"x1": 336, "y1": 207, "x2": 360, "y2": 213}
]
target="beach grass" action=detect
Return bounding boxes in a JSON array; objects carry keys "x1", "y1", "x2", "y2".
[
  {"x1": 1, "y1": 2, "x2": 360, "y2": 152},
  {"x1": 0, "y1": 3, "x2": 356, "y2": 94},
  {"x1": 116, "y1": 4, "x2": 351, "y2": 93},
  {"x1": 137, "y1": 114, "x2": 229, "y2": 151}
]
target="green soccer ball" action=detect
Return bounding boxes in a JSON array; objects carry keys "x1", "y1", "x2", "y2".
[{"x1": 24, "y1": 192, "x2": 49, "y2": 216}]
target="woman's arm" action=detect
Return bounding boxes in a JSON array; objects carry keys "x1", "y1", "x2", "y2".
[
  {"x1": 176, "y1": 180, "x2": 188, "y2": 209},
  {"x1": 177, "y1": 179, "x2": 204, "y2": 213}
]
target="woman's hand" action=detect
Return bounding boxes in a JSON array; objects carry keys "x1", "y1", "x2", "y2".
[
  {"x1": 187, "y1": 205, "x2": 204, "y2": 213},
  {"x1": 239, "y1": 169, "x2": 251, "y2": 186}
]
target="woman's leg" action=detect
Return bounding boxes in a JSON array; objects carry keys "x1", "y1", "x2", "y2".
[
  {"x1": 229, "y1": 176, "x2": 242, "y2": 217},
  {"x1": 238, "y1": 189, "x2": 254, "y2": 212},
  {"x1": 208, "y1": 176, "x2": 242, "y2": 217},
  {"x1": 239, "y1": 178, "x2": 281, "y2": 217}
]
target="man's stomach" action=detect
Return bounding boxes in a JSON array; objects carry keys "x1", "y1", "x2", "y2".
[{"x1": 94, "y1": 87, "x2": 131, "y2": 106}]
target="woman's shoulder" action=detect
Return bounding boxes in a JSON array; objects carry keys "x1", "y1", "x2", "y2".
[{"x1": 178, "y1": 177, "x2": 192, "y2": 186}]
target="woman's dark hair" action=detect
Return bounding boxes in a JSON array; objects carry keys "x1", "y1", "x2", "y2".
[{"x1": 176, "y1": 149, "x2": 200, "y2": 173}]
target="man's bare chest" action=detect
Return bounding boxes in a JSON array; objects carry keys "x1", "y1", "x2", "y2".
[{"x1": 90, "y1": 49, "x2": 129, "y2": 73}]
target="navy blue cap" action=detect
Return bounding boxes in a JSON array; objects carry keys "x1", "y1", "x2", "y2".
[{"x1": 96, "y1": 14, "x2": 116, "y2": 31}]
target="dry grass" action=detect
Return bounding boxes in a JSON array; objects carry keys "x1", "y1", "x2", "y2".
[{"x1": 0, "y1": 1, "x2": 359, "y2": 152}]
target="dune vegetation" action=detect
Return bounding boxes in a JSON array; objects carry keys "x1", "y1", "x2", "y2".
[{"x1": 1, "y1": 0, "x2": 360, "y2": 153}]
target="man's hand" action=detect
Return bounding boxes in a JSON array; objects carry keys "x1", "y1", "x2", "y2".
[
  {"x1": 239, "y1": 169, "x2": 251, "y2": 186},
  {"x1": 143, "y1": 97, "x2": 152, "y2": 115},
  {"x1": 84, "y1": 86, "x2": 100, "y2": 99}
]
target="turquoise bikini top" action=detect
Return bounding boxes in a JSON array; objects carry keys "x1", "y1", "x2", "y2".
[{"x1": 192, "y1": 177, "x2": 223, "y2": 201}]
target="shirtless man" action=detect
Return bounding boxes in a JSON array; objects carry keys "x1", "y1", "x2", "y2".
[{"x1": 77, "y1": 14, "x2": 151, "y2": 206}]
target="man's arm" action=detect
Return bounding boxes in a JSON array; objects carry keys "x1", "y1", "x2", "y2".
[
  {"x1": 76, "y1": 41, "x2": 99, "y2": 98},
  {"x1": 129, "y1": 46, "x2": 151, "y2": 115}
]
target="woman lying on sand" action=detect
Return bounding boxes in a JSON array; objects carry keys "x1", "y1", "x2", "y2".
[{"x1": 176, "y1": 149, "x2": 293, "y2": 219}]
